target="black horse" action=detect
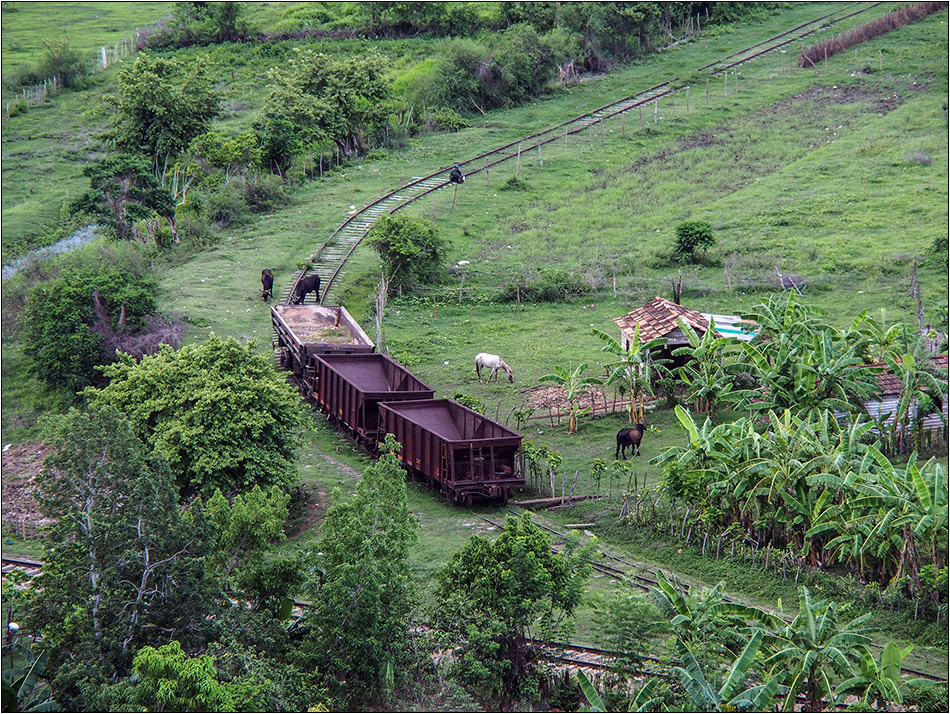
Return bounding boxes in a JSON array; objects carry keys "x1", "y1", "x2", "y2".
[{"x1": 615, "y1": 423, "x2": 645, "y2": 459}]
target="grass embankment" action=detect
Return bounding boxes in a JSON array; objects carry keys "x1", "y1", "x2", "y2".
[{"x1": 1, "y1": 0, "x2": 947, "y2": 677}]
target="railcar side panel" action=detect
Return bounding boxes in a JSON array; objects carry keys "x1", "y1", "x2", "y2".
[
  {"x1": 379, "y1": 399, "x2": 524, "y2": 504},
  {"x1": 314, "y1": 353, "x2": 435, "y2": 443}
]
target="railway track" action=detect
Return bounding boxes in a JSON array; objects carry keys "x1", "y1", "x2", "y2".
[
  {"x1": 473, "y1": 514, "x2": 949, "y2": 684},
  {"x1": 284, "y1": 2, "x2": 887, "y2": 307}
]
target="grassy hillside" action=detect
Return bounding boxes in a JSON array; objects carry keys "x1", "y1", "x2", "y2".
[{"x1": 1, "y1": 0, "x2": 947, "y2": 681}]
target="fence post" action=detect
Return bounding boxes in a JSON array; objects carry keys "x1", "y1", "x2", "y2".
[
  {"x1": 485, "y1": 157, "x2": 489, "y2": 187},
  {"x1": 101, "y1": 46, "x2": 108, "y2": 69},
  {"x1": 706, "y1": 77, "x2": 710, "y2": 105},
  {"x1": 653, "y1": 99, "x2": 658, "y2": 124},
  {"x1": 537, "y1": 139, "x2": 543, "y2": 167},
  {"x1": 621, "y1": 110, "x2": 625, "y2": 136},
  {"x1": 686, "y1": 85, "x2": 689, "y2": 112},
  {"x1": 600, "y1": 118, "x2": 604, "y2": 145},
  {"x1": 516, "y1": 142, "x2": 521, "y2": 174}
]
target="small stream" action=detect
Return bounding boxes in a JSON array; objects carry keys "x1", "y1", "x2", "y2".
[{"x1": 2, "y1": 224, "x2": 101, "y2": 281}]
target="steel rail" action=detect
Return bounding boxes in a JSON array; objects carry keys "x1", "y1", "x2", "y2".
[{"x1": 287, "y1": 3, "x2": 890, "y2": 307}]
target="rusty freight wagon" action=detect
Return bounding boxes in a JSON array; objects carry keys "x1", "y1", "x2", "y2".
[
  {"x1": 271, "y1": 305, "x2": 374, "y2": 394},
  {"x1": 314, "y1": 353, "x2": 435, "y2": 446},
  {"x1": 379, "y1": 399, "x2": 524, "y2": 506}
]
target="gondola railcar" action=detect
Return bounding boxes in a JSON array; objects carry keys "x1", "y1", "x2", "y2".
[
  {"x1": 314, "y1": 353, "x2": 435, "y2": 447},
  {"x1": 379, "y1": 399, "x2": 523, "y2": 506},
  {"x1": 271, "y1": 304, "x2": 374, "y2": 396}
]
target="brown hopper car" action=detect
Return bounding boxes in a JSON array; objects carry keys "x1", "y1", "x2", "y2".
[
  {"x1": 273, "y1": 304, "x2": 524, "y2": 504},
  {"x1": 379, "y1": 399, "x2": 524, "y2": 506},
  {"x1": 271, "y1": 305, "x2": 374, "y2": 395},
  {"x1": 314, "y1": 353, "x2": 435, "y2": 447}
]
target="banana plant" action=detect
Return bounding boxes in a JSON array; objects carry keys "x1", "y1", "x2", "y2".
[
  {"x1": 672, "y1": 317, "x2": 737, "y2": 420},
  {"x1": 762, "y1": 587, "x2": 874, "y2": 712},
  {"x1": 1, "y1": 643, "x2": 57, "y2": 713},
  {"x1": 593, "y1": 324, "x2": 668, "y2": 423},
  {"x1": 538, "y1": 362, "x2": 602, "y2": 433},
  {"x1": 835, "y1": 641, "x2": 929, "y2": 709},
  {"x1": 673, "y1": 632, "x2": 780, "y2": 712}
]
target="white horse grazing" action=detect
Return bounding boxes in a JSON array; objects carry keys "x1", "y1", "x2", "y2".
[{"x1": 475, "y1": 353, "x2": 513, "y2": 383}]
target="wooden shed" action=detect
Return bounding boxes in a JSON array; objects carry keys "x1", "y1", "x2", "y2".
[
  {"x1": 863, "y1": 354, "x2": 949, "y2": 434},
  {"x1": 613, "y1": 297, "x2": 754, "y2": 369}
]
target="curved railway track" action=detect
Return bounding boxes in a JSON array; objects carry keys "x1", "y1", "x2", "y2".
[
  {"x1": 284, "y1": 1, "x2": 887, "y2": 307},
  {"x1": 473, "y1": 514, "x2": 949, "y2": 684}
]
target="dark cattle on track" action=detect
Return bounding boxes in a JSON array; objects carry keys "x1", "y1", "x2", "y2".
[
  {"x1": 292, "y1": 274, "x2": 321, "y2": 304},
  {"x1": 616, "y1": 423, "x2": 645, "y2": 459},
  {"x1": 261, "y1": 269, "x2": 274, "y2": 302}
]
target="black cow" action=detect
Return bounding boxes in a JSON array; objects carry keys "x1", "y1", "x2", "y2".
[
  {"x1": 292, "y1": 274, "x2": 321, "y2": 304},
  {"x1": 261, "y1": 269, "x2": 274, "y2": 302},
  {"x1": 615, "y1": 423, "x2": 646, "y2": 459}
]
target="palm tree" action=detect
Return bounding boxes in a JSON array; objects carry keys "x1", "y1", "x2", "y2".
[
  {"x1": 593, "y1": 324, "x2": 668, "y2": 423},
  {"x1": 539, "y1": 363, "x2": 602, "y2": 433},
  {"x1": 762, "y1": 587, "x2": 874, "y2": 712}
]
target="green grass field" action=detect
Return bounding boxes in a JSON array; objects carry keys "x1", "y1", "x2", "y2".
[{"x1": 1, "y1": 0, "x2": 947, "y2": 682}]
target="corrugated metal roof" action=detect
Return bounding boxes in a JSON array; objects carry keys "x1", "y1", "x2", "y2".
[
  {"x1": 871, "y1": 354, "x2": 948, "y2": 396},
  {"x1": 614, "y1": 297, "x2": 709, "y2": 342}
]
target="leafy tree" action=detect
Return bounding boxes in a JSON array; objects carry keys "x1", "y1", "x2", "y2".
[
  {"x1": 538, "y1": 363, "x2": 603, "y2": 433},
  {"x1": 367, "y1": 213, "x2": 447, "y2": 294},
  {"x1": 85, "y1": 335, "x2": 306, "y2": 498},
  {"x1": 592, "y1": 581, "x2": 665, "y2": 674},
  {"x1": 673, "y1": 220, "x2": 715, "y2": 263},
  {"x1": 111, "y1": 52, "x2": 219, "y2": 163},
  {"x1": 205, "y1": 485, "x2": 291, "y2": 591},
  {"x1": 21, "y1": 267, "x2": 159, "y2": 395},
  {"x1": 29, "y1": 405, "x2": 218, "y2": 710},
  {"x1": 154, "y1": 1, "x2": 249, "y2": 46},
  {"x1": 301, "y1": 435, "x2": 418, "y2": 707},
  {"x1": 72, "y1": 153, "x2": 176, "y2": 241},
  {"x1": 39, "y1": 34, "x2": 87, "y2": 88},
  {"x1": 433, "y1": 512, "x2": 595, "y2": 708},
  {"x1": 263, "y1": 49, "x2": 392, "y2": 162},
  {"x1": 127, "y1": 641, "x2": 234, "y2": 712}
]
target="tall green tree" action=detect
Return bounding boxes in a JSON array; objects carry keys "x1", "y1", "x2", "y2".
[
  {"x1": 111, "y1": 52, "x2": 219, "y2": 164},
  {"x1": 29, "y1": 406, "x2": 218, "y2": 710},
  {"x1": 85, "y1": 335, "x2": 306, "y2": 498},
  {"x1": 72, "y1": 153, "x2": 176, "y2": 241},
  {"x1": 433, "y1": 512, "x2": 595, "y2": 708},
  {"x1": 263, "y1": 49, "x2": 392, "y2": 162},
  {"x1": 301, "y1": 435, "x2": 418, "y2": 708},
  {"x1": 21, "y1": 267, "x2": 158, "y2": 395}
]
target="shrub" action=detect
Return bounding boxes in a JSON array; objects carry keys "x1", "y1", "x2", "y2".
[
  {"x1": 367, "y1": 214, "x2": 447, "y2": 294},
  {"x1": 20, "y1": 268, "x2": 159, "y2": 395},
  {"x1": 673, "y1": 220, "x2": 716, "y2": 263},
  {"x1": 243, "y1": 172, "x2": 288, "y2": 213},
  {"x1": 496, "y1": 270, "x2": 590, "y2": 303}
]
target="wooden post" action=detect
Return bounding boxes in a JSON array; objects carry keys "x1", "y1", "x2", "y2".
[
  {"x1": 564, "y1": 127, "x2": 568, "y2": 152},
  {"x1": 485, "y1": 157, "x2": 489, "y2": 187},
  {"x1": 621, "y1": 110, "x2": 625, "y2": 136},
  {"x1": 452, "y1": 183, "x2": 458, "y2": 209},
  {"x1": 639, "y1": 105, "x2": 643, "y2": 127},
  {"x1": 879, "y1": 49, "x2": 883, "y2": 72},
  {"x1": 600, "y1": 118, "x2": 604, "y2": 145},
  {"x1": 653, "y1": 99, "x2": 658, "y2": 124},
  {"x1": 516, "y1": 142, "x2": 521, "y2": 175},
  {"x1": 706, "y1": 78, "x2": 710, "y2": 105},
  {"x1": 589, "y1": 123, "x2": 593, "y2": 148},
  {"x1": 685, "y1": 85, "x2": 689, "y2": 112},
  {"x1": 724, "y1": 70, "x2": 727, "y2": 96},
  {"x1": 537, "y1": 139, "x2": 543, "y2": 167}
]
